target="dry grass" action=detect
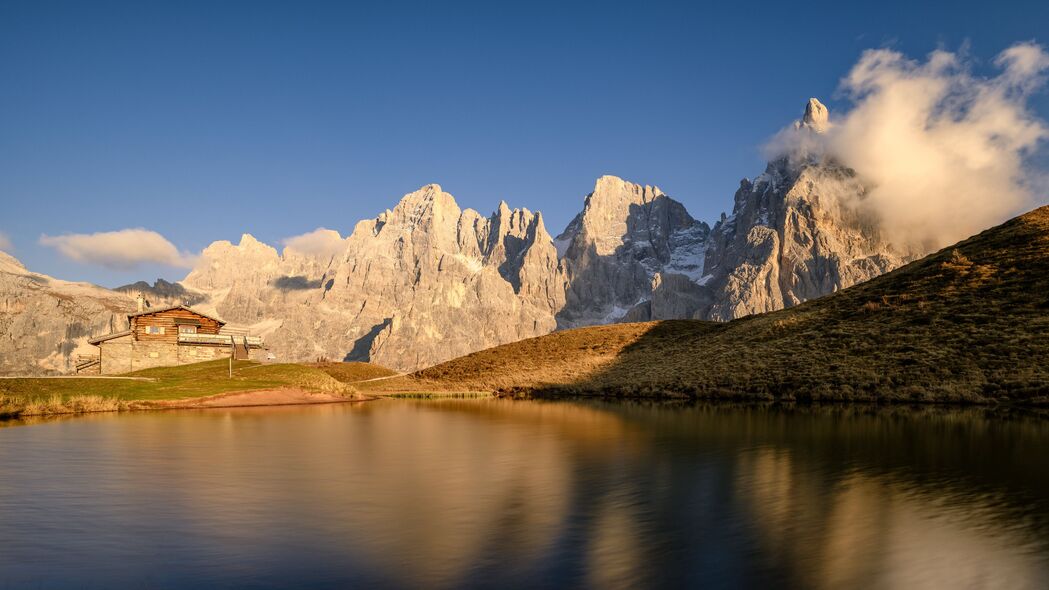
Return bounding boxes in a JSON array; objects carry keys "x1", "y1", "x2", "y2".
[
  {"x1": 2, "y1": 394, "x2": 132, "y2": 416},
  {"x1": 361, "y1": 322, "x2": 681, "y2": 394},
  {"x1": 311, "y1": 361, "x2": 398, "y2": 383},
  {"x1": 373, "y1": 205, "x2": 1049, "y2": 405}
]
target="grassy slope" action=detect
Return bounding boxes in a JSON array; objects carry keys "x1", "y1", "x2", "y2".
[
  {"x1": 0, "y1": 359, "x2": 352, "y2": 417},
  {"x1": 378, "y1": 205, "x2": 1049, "y2": 404},
  {"x1": 311, "y1": 361, "x2": 398, "y2": 383}
]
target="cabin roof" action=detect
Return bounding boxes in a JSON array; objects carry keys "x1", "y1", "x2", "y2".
[
  {"x1": 87, "y1": 330, "x2": 132, "y2": 345},
  {"x1": 127, "y1": 305, "x2": 226, "y2": 326}
]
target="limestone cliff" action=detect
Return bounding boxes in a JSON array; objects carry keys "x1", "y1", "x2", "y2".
[
  {"x1": 0, "y1": 251, "x2": 135, "y2": 375},
  {"x1": 556, "y1": 175, "x2": 710, "y2": 326},
  {"x1": 698, "y1": 99, "x2": 922, "y2": 320},
  {"x1": 699, "y1": 157, "x2": 919, "y2": 321},
  {"x1": 175, "y1": 185, "x2": 565, "y2": 370}
]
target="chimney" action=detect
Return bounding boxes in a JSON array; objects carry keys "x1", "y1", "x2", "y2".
[{"x1": 136, "y1": 292, "x2": 145, "y2": 312}]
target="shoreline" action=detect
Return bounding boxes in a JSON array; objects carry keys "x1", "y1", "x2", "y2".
[
  {"x1": 0, "y1": 387, "x2": 371, "y2": 420},
  {"x1": 142, "y1": 387, "x2": 364, "y2": 409},
  {"x1": 4, "y1": 390, "x2": 1049, "y2": 425}
]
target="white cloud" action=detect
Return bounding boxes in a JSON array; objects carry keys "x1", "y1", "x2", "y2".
[
  {"x1": 39, "y1": 228, "x2": 196, "y2": 270},
  {"x1": 0, "y1": 232, "x2": 12, "y2": 253},
  {"x1": 281, "y1": 228, "x2": 347, "y2": 260},
  {"x1": 767, "y1": 42, "x2": 1049, "y2": 249}
]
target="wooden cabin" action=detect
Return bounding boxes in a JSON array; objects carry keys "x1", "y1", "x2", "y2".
[{"x1": 82, "y1": 305, "x2": 264, "y2": 374}]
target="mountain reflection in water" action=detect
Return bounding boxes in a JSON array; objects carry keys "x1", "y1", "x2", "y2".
[{"x1": 1, "y1": 400, "x2": 1047, "y2": 589}]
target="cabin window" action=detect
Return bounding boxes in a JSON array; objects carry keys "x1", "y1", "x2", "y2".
[
  {"x1": 179, "y1": 325, "x2": 197, "y2": 334},
  {"x1": 144, "y1": 326, "x2": 165, "y2": 335}
]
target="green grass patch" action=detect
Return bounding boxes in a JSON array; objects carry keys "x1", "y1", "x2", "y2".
[{"x1": 0, "y1": 359, "x2": 352, "y2": 418}]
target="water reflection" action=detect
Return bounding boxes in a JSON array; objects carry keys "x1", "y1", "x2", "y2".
[{"x1": 0, "y1": 401, "x2": 1047, "y2": 588}]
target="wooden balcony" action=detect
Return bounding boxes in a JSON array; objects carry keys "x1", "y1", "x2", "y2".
[{"x1": 178, "y1": 333, "x2": 264, "y2": 347}]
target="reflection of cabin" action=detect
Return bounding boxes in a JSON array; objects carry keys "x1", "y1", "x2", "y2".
[{"x1": 80, "y1": 305, "x2": 264, "y2": 374}]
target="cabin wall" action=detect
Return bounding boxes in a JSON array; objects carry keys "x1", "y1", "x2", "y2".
[
  {"x1": 178, "y1": 343, "x2": 234, "y2": 364},
  {"x1": 130, "y1": 341, "x2": 183, "y2": 371},
  {"x1": 98, "y1": 339, "x2": 248, "y2": 375},
  {"x1": 99, "y1": 336, "x2": 135, "y2": 375},
  {"x1": 132, "y1": 309, "x2": 222, "y2": 343}
]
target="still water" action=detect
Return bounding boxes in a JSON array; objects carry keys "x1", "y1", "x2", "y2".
[{"x1": 1, "y1": 400, "x2": 1048, "y2": 589}]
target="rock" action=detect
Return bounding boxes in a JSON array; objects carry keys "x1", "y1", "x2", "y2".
[
  {"x1": 176, "y1": 185, "x2": 566, "y2": 370},
  {"x1": 800, "y1": 97, "x2": 829, "y2": 132},
  {"x1": 700, "y1": 155, "x2": 921, "y2": 321},
  {"x1": 0, "y1": 251, "x2": 135, "y2": 375},
  {"x1": 114, "y1": 278, "x2": 207, "y2": 307},
  {"x1": 556, "y1": 175, "x2": 711, "y2": 327}
]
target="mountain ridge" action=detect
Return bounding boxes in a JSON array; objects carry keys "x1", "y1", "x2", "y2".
[
  {"x1": 395, "y1": 204, "x2": 1049, "y2": 403},
  {"x1": 0, "y1": 99, "x2": 947, "y2": 374}
]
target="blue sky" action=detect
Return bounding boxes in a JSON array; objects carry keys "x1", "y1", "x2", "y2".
[{"x1": 2, "y1": 0, "x2": 1048, "y2": 286}]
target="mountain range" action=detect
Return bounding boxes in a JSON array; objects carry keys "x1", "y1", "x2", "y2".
[
  {"x1": 0, "y1": 99, "x2": 928, "y2": 374},
  {"x1": 400, "y1": 204, "x2": 1049, "y2": 404}
]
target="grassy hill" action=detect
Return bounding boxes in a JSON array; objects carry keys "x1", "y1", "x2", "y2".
[
  {"x1": 371, "y1": 205, "x2": 1049, "y2": 405},
  {"x1": 311, "y1": 361, "x2": 399, "y2": 383}
]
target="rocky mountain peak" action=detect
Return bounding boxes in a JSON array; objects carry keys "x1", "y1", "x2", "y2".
[
  {"x1": 556, "y1": 176, "x2": 710, "y2": 327},
  {"x1": 239, "y1": 233, "x2": 263, "y2": 246},
  {"x1": 800, "y1": 97, "x2": 829, "y2": 132},
  {"x1": 183, "y1": 233, "x2": 282, "y2": 293},
  {"x1": 393, "y1": 184, "x2": 453, "y2": 212},
  {"x1": 701, "y1": 127, "x2": 920, "y2": 321},
  {"x1": 589, "y1": 175, "x2": 665, "y2": 206},
  {"x1": 496, "y1": 199, "x2": 512, "y2": 216},
  {"x1": 565, "y1": 176, "x2": 681, "y2": 259},
  {"x1": 385, "y1": 184, "x2": 463, "y2": 239},
  {"x1": 114, "y1": 278, "x2": 205, "y2": 308}
]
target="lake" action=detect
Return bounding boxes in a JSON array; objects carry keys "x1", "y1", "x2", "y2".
[{"x1": 1, "y1": 400, "x2": 1048, "y2": 589}]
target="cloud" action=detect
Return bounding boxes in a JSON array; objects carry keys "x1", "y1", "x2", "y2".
[
  {"x1": 39, "y1": 228, "x2": 196, "y2": 270},
  {"x1": 767, "y1": 42, "x2": 1049, "y2": 249},
  {"x1": 281, "y1": 228, "x2": 347, "y2": 260},
  {"x1": 0, "y1": 232, "x2": 12, "y2": 253}
]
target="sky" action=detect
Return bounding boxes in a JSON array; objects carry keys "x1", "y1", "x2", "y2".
[{"x1": 2, "y1": 0, "x2": 1048, "y2": 287}]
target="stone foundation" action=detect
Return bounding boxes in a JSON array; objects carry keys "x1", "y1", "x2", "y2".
[{"x1": 97, "y1": 337, "x2": 263, "y2": 375}]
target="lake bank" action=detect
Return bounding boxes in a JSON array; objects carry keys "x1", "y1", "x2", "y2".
[
  {"x1": 0, "y1": 386, "x2": 365, "y2": 419},
  {"x1": 357, "y1": 372, "x2": 1049, "y2": 407},
  {"x1": 0, "y1": 359, "x2": 361, "y2": 419}
]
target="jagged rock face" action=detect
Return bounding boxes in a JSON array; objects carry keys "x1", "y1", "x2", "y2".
[
  {"x1": 307, "y1": 185, "x2": 564, "y2": 369},
  {"x1": 182, "y1": 234, "x2": 314, "y2": 324},
  {"x1": 556, "y1": 176, "x2": 710, "y2": 327},
  {"x1": 700, "y1": 156, "x2": 921, "y2": 321},
  {"x1": 0, "y1": 98, "x2": 934, "y2": 375},
  {"x1": 0, "y1": 252, "x2": 134, "y2": 375},
  {"x1": 115, "y1": 278, "x2": 207, "y2": 307},
  {"x1": 177, "y1": 185, "x2": 566, "y2": 370},
  {"x1": 799, "y1": 97, "x2": 829, "y2": 132}
]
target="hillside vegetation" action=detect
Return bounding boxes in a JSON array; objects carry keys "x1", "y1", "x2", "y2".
[
  {"x1": 311, "y1": 361, "x2": 399, "y2": 383},
  {"x1": 371, "y1": 206, "x2": 1049, "y2": 404}
]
